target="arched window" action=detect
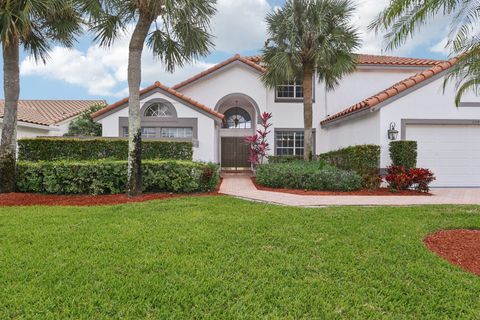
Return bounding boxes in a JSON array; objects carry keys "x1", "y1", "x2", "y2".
[
  {"x1": 144, "y1": 103, "x2": 173, "y2": 117},
  {"x1": 223, "y1": 107, "x2": 252, "y2": 129}
]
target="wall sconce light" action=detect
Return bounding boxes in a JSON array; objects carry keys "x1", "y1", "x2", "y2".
[{"x1": 388, "y1": 122, "x2": 399, "y2": 141}]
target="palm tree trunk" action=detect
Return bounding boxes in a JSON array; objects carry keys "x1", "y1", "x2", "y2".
[
  {"x1": 303, "y1": 63, "x2": 314, "y2": 161},
  {"x1": 0, "y1": 40, "x2": 20, "y2": 193},
  {"x1": 127, "y1": 14, "x2": 151, "y2": 197}
]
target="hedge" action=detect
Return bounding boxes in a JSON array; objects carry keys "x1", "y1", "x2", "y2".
[
  {"x1": 256, "y1": 162, "x2": 363, "y2": 191},
  {"x1": 18, "y1": 138, "x2": 193, "y2": 161},
  {"x1": 267, "y1": 155, "x2": 303, "y2": 163},
  {"x1": 318, "y1": 144, "x2": 380, "y2": 188},
  {"x1": 389, "y1": 140, "x2": 417, "y2": 170},
  {"x1": 16, "y1": 160, "x2": 219, "y2": 195}
]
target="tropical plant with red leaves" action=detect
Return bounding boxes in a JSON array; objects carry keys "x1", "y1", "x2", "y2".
[
  {"x1": 409, "y1": 167, "x2": 436, "y2": 193},
  {"x1": 385, "y1": 166, "x2": 435, "y2": 193},
  {"x1": 244, "y1": 112, "x2": 273, "y2": 167}
]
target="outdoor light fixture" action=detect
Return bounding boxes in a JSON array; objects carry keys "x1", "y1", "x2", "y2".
[{"x1": 388, "y1": 122, "x2": 399, "y2": 140}]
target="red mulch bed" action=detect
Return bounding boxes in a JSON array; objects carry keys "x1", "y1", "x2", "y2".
[
  {"x1": 0, "y1": 192, "x2": 219, "y2": 207},
  {"x1": 424, "y1": 230, "x2": 480, "y2": 276},
  {"x1": 252, "y1": 178, "x2": 431, "y2": 196}
]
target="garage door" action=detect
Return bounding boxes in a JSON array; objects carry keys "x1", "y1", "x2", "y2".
[{"x1": 405, "y1": 124, "x2": 480, "y2": 187}]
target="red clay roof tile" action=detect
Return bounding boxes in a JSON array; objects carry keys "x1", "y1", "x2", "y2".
[{"x1": 0, "y1": 100, "x2": 106, "y2": 126}]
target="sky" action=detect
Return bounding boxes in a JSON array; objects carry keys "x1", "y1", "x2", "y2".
[{"x1": 2, "y1": 0, "x2": 452, "y2": 104}]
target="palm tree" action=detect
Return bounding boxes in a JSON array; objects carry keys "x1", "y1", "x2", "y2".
[
  {"x1": 370, "y1": 0, "x2": 480, "y2": 105},
  {"x1": 261, "y1": 0, "x2": 360, "y2": 161},
  {"x1": 0, "y1": 0, "x2": 83, "y2": 193},
  {"x1": 89, "y1": 0, "x2": 216, "y2": 196}
]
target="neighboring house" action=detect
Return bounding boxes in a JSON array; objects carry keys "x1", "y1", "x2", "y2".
[
  {"x1": 0, "y1": 100, "x2": 106, "y2": 138},
  {"x1": 92, "y1": 54, "x2": 480, "y2": 187}
]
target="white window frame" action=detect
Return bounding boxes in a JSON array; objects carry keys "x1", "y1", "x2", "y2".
[
  {"x1": 275, "y1": 131, "x2": 305, "y2": 156},
  {"x1": 160, "y1": 127, "x2": 193, "y2": 139}
]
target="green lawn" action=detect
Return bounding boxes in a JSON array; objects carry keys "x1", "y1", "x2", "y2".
[{"x1": 1, "y1": 197, "x2": 480, "y2": 319}]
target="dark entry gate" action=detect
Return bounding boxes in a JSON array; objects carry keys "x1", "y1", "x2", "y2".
[{"x1": 221, "y1": 137, "x2": 250, "y2": 169}]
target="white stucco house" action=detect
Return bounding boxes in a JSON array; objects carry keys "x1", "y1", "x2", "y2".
[
  {"x1": 0, "y1": 100, "x2": 106, "y2": 137},
  {"x1": 92, "y1": 54, "x2": 480, "y2": 187}
]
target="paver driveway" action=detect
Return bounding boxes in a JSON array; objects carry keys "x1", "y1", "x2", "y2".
[{"x1": 219, "y1": 173, "x2": 480, "y2": 207}]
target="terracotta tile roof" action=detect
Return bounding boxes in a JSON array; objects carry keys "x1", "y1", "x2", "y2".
[
  {"x1": 244, "y1": 54, "x2": 443, "y2": 67},
  {"x1": 321, "y1": 58, "x2": 458, "y2": 125},
  {"x1": 172, "y1": 54, "x2": 266, "y2": 90},
  {"x1": 92, "y1": 82, "x2": 224, "y2": 120},
  {"x1": 0, "y1": 100, "x2": 106, "y2": 126}
]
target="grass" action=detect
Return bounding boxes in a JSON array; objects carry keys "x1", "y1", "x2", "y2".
[{"x1": 1, "y1": 196, "x2": 480, "y2": 319}]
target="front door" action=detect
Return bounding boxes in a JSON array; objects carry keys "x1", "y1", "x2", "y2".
[{"x1": 221, "y1": 137, "x2": 250, "y2": 169}]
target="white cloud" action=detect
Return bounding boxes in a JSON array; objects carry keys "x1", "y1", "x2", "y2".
[
  {"x1": 21, "y1": 27, "x2": 215, "y2": 98},
  {"x1": 212, "y1": 0, "x2": 271, "y2": 53}
]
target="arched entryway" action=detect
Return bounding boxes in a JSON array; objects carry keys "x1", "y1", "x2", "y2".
[{"x1": 215, "y1": 94, "x2": 259, "y2": 170}]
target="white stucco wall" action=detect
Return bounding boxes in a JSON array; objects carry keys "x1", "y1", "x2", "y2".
[
  {"x1": 98, "y1": 90, "x2": 218, "y2": 162},
  {"x1": 319, "y1": 112, "x2": 381, "y2": 154},
  {"x1": 179, "y1": 63, "x2": 267, "y2": 113},
  {"x1": 325, "y1": 67, "x2": 424, "y2": 116}
]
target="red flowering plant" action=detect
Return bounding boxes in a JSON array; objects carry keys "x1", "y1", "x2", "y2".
[
  {"x1": 385, "y1": 166, "x2": 435, "y2": 193},
  {"x1": 244, "y1": 112, "x2": 273, "y2": 168}
]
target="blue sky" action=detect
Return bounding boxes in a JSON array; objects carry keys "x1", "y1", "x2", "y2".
[{"x1": 1, "y1": 0, "x2": 450, "y2": 104}]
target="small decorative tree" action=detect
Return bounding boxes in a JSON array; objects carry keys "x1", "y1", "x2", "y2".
[
  {"x1": 65, "y1": 105, "x2": 105, "y2": 137},
  {"x1": 245, "y1": 112, "x2": 273, "y2": 170}
]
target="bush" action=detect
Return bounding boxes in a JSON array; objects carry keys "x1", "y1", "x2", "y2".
[
  {"x1": 389, "y1": 141, "x2": 417, "y2": 170},
  {"x1": 256, "y1": 161, "x2": 362, "y2": 191},
  {"x1": 318, "y1": 145, "x2": 380, "y2": 189},
  {"x1": 267, "y1": 155, "x2": 303, "y2": 163},
  {"x1": 385, "y1": 166, "x2": 435, "y2": 193},
  {"x1": 18, "y1": 138, "x2": 193, "y2": 161},
  {"x1": 16, "y1": 160, "x2": 220, "y2": 195},
  {"x1": 65, "y1": 105, "x2": 104, "y2": 137}
]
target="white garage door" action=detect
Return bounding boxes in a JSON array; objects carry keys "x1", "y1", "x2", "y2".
[{"x1": 405, "y1": 124, "x2": 480, "y2": 187}]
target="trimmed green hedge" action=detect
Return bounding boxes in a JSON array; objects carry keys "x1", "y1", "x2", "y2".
[
  {"x1": 267, "y1": 155, "x2": 303, "y2": 163},
  {"x1": 18, "y1": 138, "x2": 193, "y2": 161},
  {"x1": 318, "y1": 145, "x2": 380, "y2": 188},
  {"x1": 16, "y1": 160, "x2": 219, "y2": 195},
  {"x1": 256, "y1": 162, "x2": 362, "y2": 191},
  {"x1": 389, "y1": 140, "x2": 417, "y2": 170}
]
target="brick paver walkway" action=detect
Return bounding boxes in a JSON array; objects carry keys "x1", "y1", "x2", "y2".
[{"x1": 219, "y1": 173, "x2": 480, "y2": 207}]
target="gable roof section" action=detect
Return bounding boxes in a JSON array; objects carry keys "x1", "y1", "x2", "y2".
[
  {"x1": 320, "y1": 58, "x2": 458, "y2": 126},
  {"x1": 0, "y1": 100, "x2": 106, "y2": 126},
  {"x1": 244, "y1": 54, "x2": 444, "y2": 68},
  {"x1": 172, "y1": 54, "x2": 267, "y2": 90},
  {"x1": 92, "y1": 81, "x2": 224, "y2": 120}
]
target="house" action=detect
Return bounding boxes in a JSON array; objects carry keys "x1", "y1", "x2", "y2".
[
  {"x1": 0, "y1": 100, "x2": 106, "y2": 138},
  {"x1": 92, "y1": 54, "x2": 480, "y2": 187}
]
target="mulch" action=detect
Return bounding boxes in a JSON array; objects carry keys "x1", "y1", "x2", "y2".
[
  {"x1": 0, "y1": 192, "x2": 220, "y2": 207},
  {"x1": 251, "y1": 178, "x2": 431, "y2": 196},
  {"x1": 424, "y1": 229, "x2": 480, "y2": 276}
]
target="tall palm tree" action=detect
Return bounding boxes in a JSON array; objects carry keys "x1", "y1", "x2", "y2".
[
  {"x1": 0, "y1": 0, "x2": 83, "y2": 193},
  {"x1": 261, "y1": 0, "x2": 360, "y2": 161},
  {"x1": 370, "y1": 0, "x2": 480, "y2": 105},
  {"x1": 89, "y1": 0, "x2": 216, "y2": 196}
]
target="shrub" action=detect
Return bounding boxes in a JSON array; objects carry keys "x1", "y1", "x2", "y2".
[
  {"x1": 256, "y1": 161, "x2": 363, "y2": 191},
  {"x1": 16, "y1": 160, "x2": 220, "y2": 195},
  {"x1": 65, "y1": 105, "x2": 104, "y2": 137},
  {"x1": 409, "y1": 167, "x2": 436, "y2": 193},
  {"x1": 267, "y1": 155, "x2": 303, "y2": 163},
  {"x1": 389, "y1": 141, "x2": 417, "y2": 170},
  {"x1": 18, "y1": 138, "x2": 193, "y2": 161},
  {"x1": 385, "y1": 166, "x2": 435, "y2": 193},
  {"x1": 318, "y1": 145, "x2": 380, "y2": 189}
]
